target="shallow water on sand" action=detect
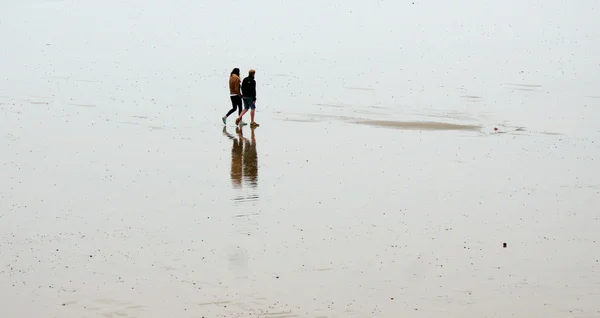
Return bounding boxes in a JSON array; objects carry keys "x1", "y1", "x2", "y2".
[{"x1": 1, "y1": 1, "x2": 600, "y2": 317}]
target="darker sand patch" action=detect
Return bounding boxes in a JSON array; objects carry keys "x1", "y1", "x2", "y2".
[
  {"x1": 513, "y1": 88, "x2": 536, "y2": 92},
  {"x1": 315, "y1": 103, "x2": 388, "y2": 112},
  {"x1": 69, "y1": 103, "x2": 96, "y2": 108},
  {"x1": 115, "y1": 121, "x2": 141, "y2": 126},
  {"x1": 505, "y1": 83, "x2": 543, "y2": 93},
  {"x1": 279, "y1": 113, "x2": 483, "y2": 132},
  {"x1": 461, "y1": 95, "x2": 482, "y2": 102},
  {"x1": 47, "y1": 76, "x2": 70, "y2": 80},
  {"x1": 349, "y1": 109, "x2": 386, "y2": 116},
  {"x1": 198, "y1": 300, "x2": 232, "y2": 306},
  {"x1": 540, "y1": 131, "x2": 563, "y2": 136},
  {"x1": 505, "y1": 83, "x2": 543, "y2": 88},
  {"x1": 280, "y1": 118, "x2": 320, "y2": 123},
  {"x1": 356, "y1": 120, "x2": 481, "y2": 131},
  {"x1": 345, "y1": 87, "x2": 376, "y2": 91},
  {"x1": 418, "y1": 109, "x2": 480, "y2": 121},
  {"x1": 315, "y1": 103, "x2": 345, "y2": 108},
  {"x1": 107, "y1": 119, "x2": 142, "y2": 126}
]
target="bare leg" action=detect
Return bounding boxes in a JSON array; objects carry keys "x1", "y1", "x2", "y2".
[
  {"x1": 236, "y1": 109, "x2": 248, "y2": 125},
  {"x1": 250, "y1": 109, "x2": 255, "y2": 123}
]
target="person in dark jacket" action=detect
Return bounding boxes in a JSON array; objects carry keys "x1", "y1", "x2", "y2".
[{"x1": 236, "y1": 69, "x2": 259, "y2": 127}]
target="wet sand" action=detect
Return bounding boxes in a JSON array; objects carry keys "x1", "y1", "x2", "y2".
[
  {"x1": 355, "y1": 120, "x2": 481, "y2": 131},
  {"x1": 2, "y1": 1, "x2": 600, "y2": 317}
]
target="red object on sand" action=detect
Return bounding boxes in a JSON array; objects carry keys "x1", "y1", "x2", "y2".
[{"x1": 494, "y1": 127, "x2": 498, "y2": 131}]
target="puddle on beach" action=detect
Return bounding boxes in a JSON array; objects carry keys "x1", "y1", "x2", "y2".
[
  {"x1": 1, "y1": 0, "x2": 600, "y2": 317},
  {"x1": 356, "y1": 120, "x2": 481, "y2": 131}
]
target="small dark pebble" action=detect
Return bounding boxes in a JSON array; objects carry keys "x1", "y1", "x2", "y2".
[
  {"x1": 503, "y1": 243, "x2": 507, "y2": 248},
  {"x1": 276, "y1": 276, "x2": 280, "y2": 279},
  {"x1": 89, "y1": 255, "x2": 93, "y2": 258}
]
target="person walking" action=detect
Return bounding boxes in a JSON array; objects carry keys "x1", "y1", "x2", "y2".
[
  {"x1": 236, "y1": 69, "x2": 259, "y2": 127},
  {"x1": 222, "y1": 68, "x2": 245, "y2": 125}
]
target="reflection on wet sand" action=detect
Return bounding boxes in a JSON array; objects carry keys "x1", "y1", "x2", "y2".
[
  {"x1": 242, "y1": 128, "x2": 258, "y2": 187},
  {"x1": 223, "y1": 126, "x2": 258, "y2": 201},
  {"x1": 224, "y1": 127, "x2": 243, "y2": 188}
]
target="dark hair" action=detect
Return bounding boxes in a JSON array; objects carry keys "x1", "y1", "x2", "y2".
[{"x1": 231, "y1": 68, "x2": 240, "y2": 76}]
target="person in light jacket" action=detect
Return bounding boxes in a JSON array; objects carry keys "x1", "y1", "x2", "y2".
[{"x1": 222, "y1": 68, "x2": 245, "y2": 125}]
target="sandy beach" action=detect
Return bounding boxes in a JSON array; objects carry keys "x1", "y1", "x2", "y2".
[{"x1": 1, "y1": 1, "x2": 599, "y2": 317}]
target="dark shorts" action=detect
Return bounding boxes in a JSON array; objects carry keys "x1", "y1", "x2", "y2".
[{"x1": 242, "y1": 97, "x2": 255, "y2": 110}]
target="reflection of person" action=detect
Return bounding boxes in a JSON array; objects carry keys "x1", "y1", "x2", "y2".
[
  {"x1": 235, "y1": 69, "x2": 259, "y2": 127},
  {"x1": 223, "y1": 126, "x2": 243, "y2": 188},
  {"x1": 222, "y1": 68, "x2": 245, "y2": 125},
  {"x1": 222, "y1": 126, "x2": 258, "y2": 189},
  {"x1": 242, "y1": 126, "x2": 258, "y2": 186}
]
